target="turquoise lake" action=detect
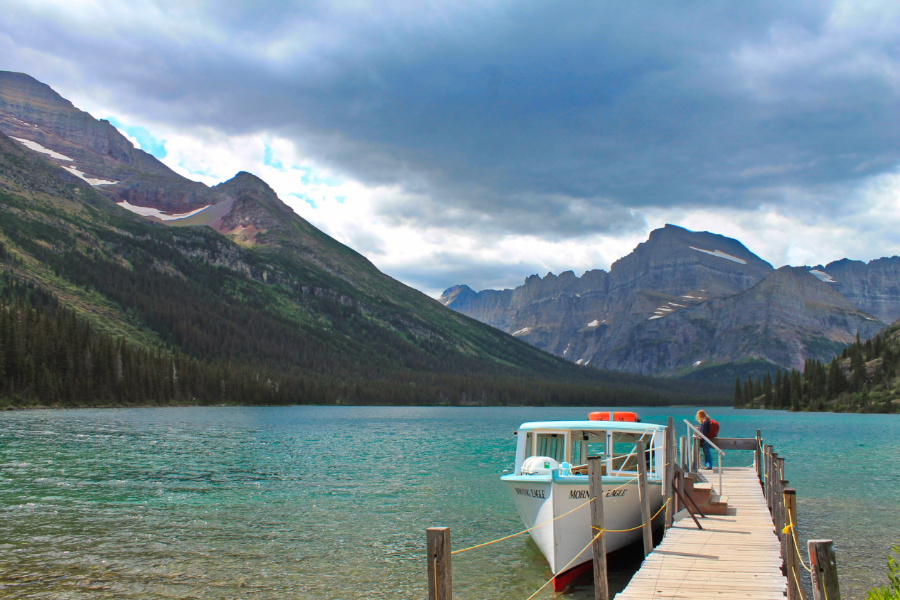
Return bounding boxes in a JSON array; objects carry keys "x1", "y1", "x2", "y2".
[{"x1": 0, "y1": 406, "x2": 897, "y2": 599}]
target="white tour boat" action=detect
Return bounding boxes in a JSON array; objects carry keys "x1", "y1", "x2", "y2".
[{"x1": 500, "y1": 412, "x2": 669, "y2": 590}]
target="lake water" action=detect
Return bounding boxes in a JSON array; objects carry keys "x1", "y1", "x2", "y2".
[{"x1": 0, "y1": 406, "x2": 896, "y2": 599}]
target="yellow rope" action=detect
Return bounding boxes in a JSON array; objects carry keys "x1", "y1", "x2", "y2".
[
  {"x1": 784, "y1": 500, "x2": 811, "y2": 573},
  {"x1": 790, "y1": 562, "x2": 806, "y2": 600},
  {"x1": 451, "y1": 472, "x2": 643, "y2": 555},
  {"x1": 591, "y1": 497, "x2": 670, "y2": 533},
  {"x1": 450, "y1": 496, "x2": 595, "y2": 555},
  {"x1": 524, "y1": 528, "x2": 604, "y2": 600}
]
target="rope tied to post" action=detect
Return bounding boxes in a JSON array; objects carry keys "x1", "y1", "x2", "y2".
[
  {"x1": 524, "y1": 527, "x2": 605, "y2": 600},
  {"x1": 450, "y1": 462, "x2": 674, "y2": 556},
  {"x1": 782, "y1": 502, "x2": 812, "y2": 573},
  {"x1": 450, "y1": 472, "x2": 642, "y2": 555}
]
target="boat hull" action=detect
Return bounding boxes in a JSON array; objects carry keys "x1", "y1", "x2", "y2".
[{"x1": 501, "y1": 472, "x2": 664, "y2": 577}]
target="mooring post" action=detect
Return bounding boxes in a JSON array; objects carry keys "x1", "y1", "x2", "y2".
[
  {"x1": 754, "y1": 430, "x2": 762, "y2": 485},
  {"x1": 665, "y1": 417, "x2": 675, "y2": 529},
  {"x1": 636, "y1": 441, "x2": 653, "y2": 555},
  {"x1": 809, "y1": 540, "x2": 841, "y2": 600},
  {"x1": 775, "y1": 456, "x2": 787, "y2": 540},
  {"x1": 783, "y1": 489, "x2": 804, "y2": 600},
  {"x1": 679, "y1": 435, "x2": 687, "y2": 472},
  {"x1": 588, "y1": 456, "x2": 609, "y2": 600},
  {"x1": 427, "y1": 527, "x2": 452, "y2": 600},
  {"x1": 779, "y1": 479, "x2": 790, "y2": 568},
  {"x1": 764, "y1": 445, "x2": 773, "y2": 512}
]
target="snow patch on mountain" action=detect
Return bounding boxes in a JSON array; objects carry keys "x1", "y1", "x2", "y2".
[
  {"x1": 12, "y1": 137, "x2": 73, "y2": 161},
  {"x1": 809, "y1": 269, "x2": 836, "y2": 283},
  {"x1": 62, "y1": 166, "x2": 118, "y2": 186},
  {"x1": 689, "y1": 246, "x2": 747, "y2": 264},
  {"x1": 116, "y1": 200, "x2": 210, "y2": 221}
]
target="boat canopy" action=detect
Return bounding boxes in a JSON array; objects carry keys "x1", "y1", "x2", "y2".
[{"x1": 517, "y1": 420, "x2": 665, "y2": 433}]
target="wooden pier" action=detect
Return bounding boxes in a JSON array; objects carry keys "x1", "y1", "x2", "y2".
[
  {"x1": 427, "y1": 423, "x2": 842, "y2": 600},
  {"x1": 615, "y1": 466, "x2": 786, "y2": 600}
]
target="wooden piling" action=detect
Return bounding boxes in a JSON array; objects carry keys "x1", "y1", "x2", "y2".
[
  {"x1": 809, "y1": 540, "x2": 841, "y2": 600},
  {"x1": 665, "y1": 417, "x2": 675, "y2": 529},
  {"x1": 784, "y1": 489, "x2": 804, "y2": 600},
  {"x1": 764, "y1": 445, "x2": 773, "y2": 511},
  {"x1": 636, "y1": 440, "x2": 653, "y2": 556},
  {"x1": 588, "y1": 456, "x2": 609, "y2": 600},
  {"x1": 679, "y1": 435, "x2": 687, "y2": 472},
  {"x1": 755, "y1": 430, "x2": 762, "y2": 485},
  {"x1": 427, "y1": 527, "x2": 452, "y2": 600}
]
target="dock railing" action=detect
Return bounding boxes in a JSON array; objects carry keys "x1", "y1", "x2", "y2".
[{"x1": 683, "y1": 419, "x2": 724, "y2": 494}]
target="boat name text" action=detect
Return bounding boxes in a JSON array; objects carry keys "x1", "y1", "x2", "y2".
[
  {"x1": 569, "y1": 489, "x2": 627, "y2": 499},
  {"x1": 515, "y1": 487, "x2": 547, "y2": 499}
]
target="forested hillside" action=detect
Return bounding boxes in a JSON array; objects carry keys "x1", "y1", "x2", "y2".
[
  {"x1": 0, "y1": 116, "x2": 726, "y2": 408},
  {"x1": 734, "y1": 327, "x2": 900, "y2": 413}
]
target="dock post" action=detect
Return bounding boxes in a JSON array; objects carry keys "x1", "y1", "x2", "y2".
[
  {"x1": 779, "y1": 478, "x2": 789, "y2": 554},
  {"x1": 776, "y1": 458, "x2": 786, "y2": 533},
  {"x1": 764, "y1": 445, "x2": 773, "y2": 512},
  {"x1": 809, "y1": 540, "x2": 841, "y2": 600},
  {"x1": 588, "y1": 456, "x2": 609, "y2": 600},
  {"x1": 665, "y1": 417, "x2": 675, "y2": 529},
  {"x1": 679, "y1": 435, "x2": 687, "y2": 472},
  {"x1": 754, "y1": 430, "x2": 762, "y2": 485},
  {"x1": 636, "y1": 441, "x2": 653, "y2": 555},
  {"x1": 427, "y1": 527, "x2": 452, "y2": 600},
  {"x1": 784, "y1": 489, "x2": 804, "y2": 600}
]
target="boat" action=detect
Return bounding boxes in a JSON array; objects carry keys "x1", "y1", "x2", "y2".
[{"x1": 500, "y1": 412, "x2": 669, "y2": 590}]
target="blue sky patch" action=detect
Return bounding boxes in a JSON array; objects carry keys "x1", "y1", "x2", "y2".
[{"x1": 106, "y1": 116, "x2": 168, "y2": 159}]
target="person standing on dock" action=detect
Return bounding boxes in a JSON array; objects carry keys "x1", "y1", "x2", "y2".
[{"x1": 696, "y1": 410, "x2": 713, "y2": 469}]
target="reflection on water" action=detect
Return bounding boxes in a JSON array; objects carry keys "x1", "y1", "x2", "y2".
[{"x1": 0, "y1": 406, "x2": 896, "y2": 599}]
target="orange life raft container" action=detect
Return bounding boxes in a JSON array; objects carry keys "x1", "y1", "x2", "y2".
[{"x1": 587, "y1": 411, "x2": 641, "y2": 422}]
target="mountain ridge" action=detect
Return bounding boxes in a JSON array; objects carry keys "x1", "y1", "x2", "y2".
[
  {"x1": 0, "y1": 70, "x2": 727, "y2": 406},
  {"x1": 441, "y1": 226, "x2": 894, "y2": 381}
]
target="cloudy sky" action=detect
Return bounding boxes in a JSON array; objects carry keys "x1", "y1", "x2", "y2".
[{"x1": 3, "y1": 0, "x2": 900, "y2": 296}]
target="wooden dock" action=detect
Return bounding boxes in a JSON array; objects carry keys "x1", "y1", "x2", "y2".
[{"x1": 615, "y1": 466, "x2": 786, "y2": 600}]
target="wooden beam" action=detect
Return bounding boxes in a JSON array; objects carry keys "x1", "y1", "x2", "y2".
[
  {"x1": 709, "y1": 437, "x2": 758, "y2": 450},
  {"x1": 784, "y1": 489, "x2": 805, "y2": 600},
  {"x1": 809, "y1": 540, "x2": 841, "y2": 600},
  {"x1": 665, "y1": 417, "x2": 675, "y2": 529},
  {"x1": 427, "y1": 527, "x2": 452, "y2": 600},
  {"x1": 637, "y1": 440, "x2": 653, "y2": 556},
  {"x1": 589, "y1": 456, "x2": 609, "y2": 600}
]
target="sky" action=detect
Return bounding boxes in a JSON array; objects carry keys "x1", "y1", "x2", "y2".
[{"x1": 3, "y1": 0, "x2": 900, "y2": 297}]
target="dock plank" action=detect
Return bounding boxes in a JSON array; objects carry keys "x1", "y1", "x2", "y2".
[{"x1": 614, "y1": 467, "x2": 786, "y2": 600}]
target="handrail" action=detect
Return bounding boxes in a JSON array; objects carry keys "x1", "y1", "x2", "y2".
[{"x1": 684, "y1": 419, "x2": 723, "y2": 496}]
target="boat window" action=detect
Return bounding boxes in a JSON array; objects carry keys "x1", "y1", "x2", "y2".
[
  {"x1": 610, "y1": 431, "x2": 647, "y2": 473},
  {"x1": 521, "y1": 432, "x2": 534, "y2": 459},
  {"x1": 535, "y1": 433, "x2": 566, "y2": 463},
  {"x1": 571, "y1": 430, "x2": 605, "y2": 464}
]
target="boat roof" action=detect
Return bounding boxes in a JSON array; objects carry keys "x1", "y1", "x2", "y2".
[{"x1": 518, "y1": 420, "x2": 666, "y2": 432}]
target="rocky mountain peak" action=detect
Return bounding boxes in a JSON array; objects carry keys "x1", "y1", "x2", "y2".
[{"x1": 0, "y1": 71, "x2": 76, "y2": 111}]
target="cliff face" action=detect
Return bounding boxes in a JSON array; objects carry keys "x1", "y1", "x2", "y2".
[
  {"x1": 441, "y1": 226, "x2": 895, "y2": 379},
  {"x1": 821, "y1": 257, "x2": 900, "y2": 323}
]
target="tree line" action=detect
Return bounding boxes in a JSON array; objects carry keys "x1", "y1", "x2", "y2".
[{"x1": 734, "y1": 330, "x2": 900, "y2": 413}]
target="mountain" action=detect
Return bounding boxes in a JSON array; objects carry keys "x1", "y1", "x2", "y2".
[
  {"x1": 0, "y1": 70, "x2": 725, "y2": 407},
  {"x1": 441, "y1": 225, "x2": 892, "y2": 381}
]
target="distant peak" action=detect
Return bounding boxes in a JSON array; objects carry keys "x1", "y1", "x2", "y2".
[
  {"x1": 0, "y1": 70, "x2": 75, "y2": 110},
  {"x1": 215, "y1": 171, "x2": 276, "y2": 195}
]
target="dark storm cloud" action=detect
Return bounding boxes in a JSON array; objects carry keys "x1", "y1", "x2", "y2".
[{"x1": 3, "y1": 0, "x2": 900, "y2": 237}]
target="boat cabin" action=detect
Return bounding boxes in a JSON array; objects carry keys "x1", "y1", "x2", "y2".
[{"x1": 513, "y1": 420, "x2": 667, "y2": 479}]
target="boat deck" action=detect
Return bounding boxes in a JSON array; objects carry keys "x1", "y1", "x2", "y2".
[{"x1": 614, "y1": 466, "x2": 786, "y2": 600}]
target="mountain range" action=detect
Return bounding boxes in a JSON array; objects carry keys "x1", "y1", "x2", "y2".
[
  {"x1": 440, "y1": 224, "x2": 900, "y2": 382},
  {"x1": 0, "y1": 70, "x2": 723, "y2": 406}
]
